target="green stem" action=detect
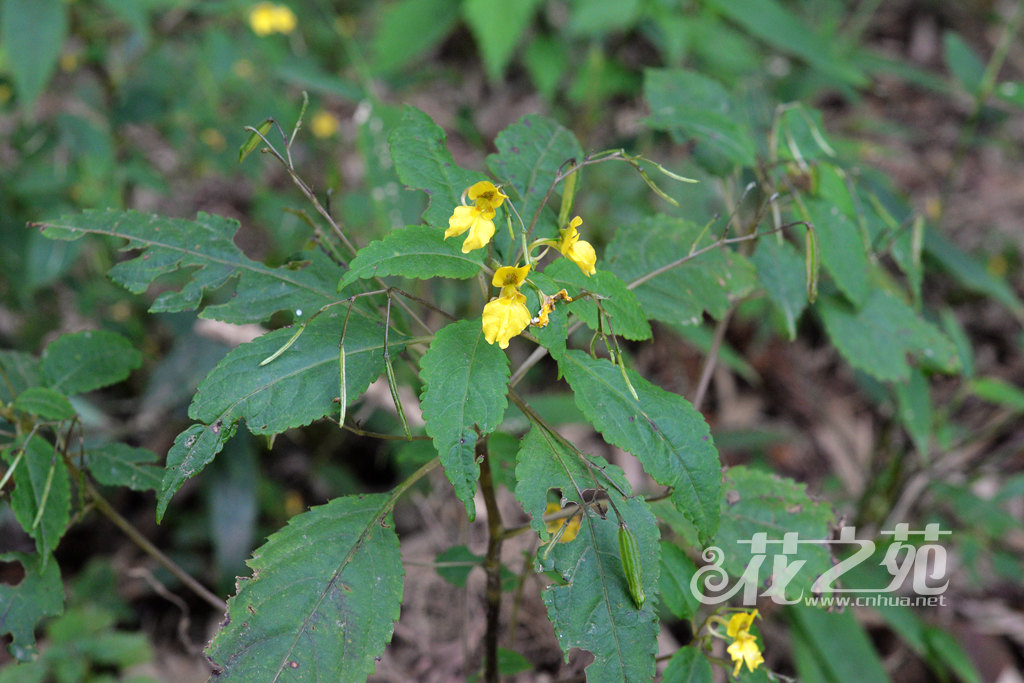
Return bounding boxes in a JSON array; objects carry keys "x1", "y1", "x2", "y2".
[{"x1": 478, "y1": 441, "x2": 505, "y2": 683}]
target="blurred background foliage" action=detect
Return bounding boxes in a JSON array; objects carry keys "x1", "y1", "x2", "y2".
[{"x1": 1, "y1": 0, "x2": 1023, "y2": 680}]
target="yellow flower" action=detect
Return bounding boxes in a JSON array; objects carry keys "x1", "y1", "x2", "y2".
[
  {"x1": 726, "y1": 610, "x2": 764, "y2": 676},
  {"x1": 492, "y1": 264, "x2": 530, "y2": 289},
  {"x1": 311, "y1": 110, "x2": 339, "y2": 138},
  {"x1": 445, "y1": 181, "x2": 507, "y2": 253},
  {"x1": 544, "y1": 502, "x2": 581, "y2": 543},
  {"x1": 557, "y1": 216, "x2": 597, "y2": 276},
  {"x1": 481, "y1": 290, "x2": 530, "y2": 349},
  {"x1": 249, "y1": 3, "x2": 297, "y2": 36}
]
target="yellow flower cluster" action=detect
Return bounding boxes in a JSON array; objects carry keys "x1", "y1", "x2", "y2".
[
  {"x1": 249, "y1": 2, "x2": 297, "y2": 36},
  {"x1": 726, "y1": 610, "x2": 764, "y2": 676},
  {"x1": 445, "y1": 181, "x2": 596, "y2": 348}
]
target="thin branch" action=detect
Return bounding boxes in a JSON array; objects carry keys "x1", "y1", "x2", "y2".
[
  {"x1": 478, "y1": 440, "x2": 505, "y2": 683},
  {"x1": 692, "y1": 302, "x2": 738, "y2": 412}
]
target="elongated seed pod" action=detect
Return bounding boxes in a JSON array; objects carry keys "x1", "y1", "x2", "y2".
[{"x1": 618, "y1": 523, "x2": 645, "y2": 609}]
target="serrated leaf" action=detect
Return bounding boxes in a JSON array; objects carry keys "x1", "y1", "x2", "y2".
[
  {"x1": 157, "y1": 312, "x2": 399, "y2": 519},
  {"x1": 712, "y1": 467, "x2": 834, "y2": 602},
  {"x1": 751, "y1": 237, "x2": 808, "y2": 340},
  {"x1": 84, "y1": 444, "x2": 162, "y2": 492},
  {"x1": 659, "y1": 542, "x2": 699, "y2": 621},
  {"x1": 39, "y1": 330, "x2": 141, "y2": 395},
  {"x1": 0, "y1": 552, "x2": 64, "y2": 661},
  {"x1": 644, "y1": 68, "x2": 757, "y2": 171},
  {"x1": 513, "y1": 425, "x2": 659, "y2": 681},
  {"x1": 420, "y1": 320, "x2": 510, "y2": 520},
  {"x1": 485, "y1": 114, "x2": 584, "y2": 237},
  {"x1": 0, "y1": 0, "x2": 67, "y2": 113},
  {"x1": 12, "y1": 387, "x2": 75, "y2": 421},
  {"x1": 542, "y1": 259, "x2": 651, "y2": 341},
  {"x1": 662, "y1": 647, "x2": 713, "y2": 683},
  {"x1": 339, "y1": 225, "x2": 483, "y2": 289},
  {"x1": 389, "y1": 107, "x2": 480, "y2": 230},
  {"x1": 559, "y1": 350, "x2": 721, "y2": 544},
  {"x1": 158, "y1": 423, "x2": 233, "y2": 522},
  {"x1": 3, "y1": 435, "x2": 70, "y2": 560},
  {"x1": 37, "y1": 210, "x2": 338, "y2": 324},
  {"x1": 802, "y1": 199, "x2": 870, "y2": 306},
  {"x1": 463, "y1": 0, "x2": 542, "y2": 81},
  {"x1": 606, "y1": 216, "x2": 756, "y2": 325},
  {"x1": 819, "y1": 291, "x2": 959, "y2": 382},
  {"x1": 191, "y1": 312, "x2": 396, "y2": 435},
  {"x1": 207, "y1": 493, "x2": 402, "y2": 682}
]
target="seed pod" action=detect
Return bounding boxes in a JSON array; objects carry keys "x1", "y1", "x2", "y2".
[{"x1": 618, "y1": 522, "x2": 645, "y2": 609}]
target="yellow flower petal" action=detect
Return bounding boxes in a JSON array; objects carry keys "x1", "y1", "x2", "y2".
[
  {"x1": 468, "y1": 180, "x2": 507, "y2": 212},
  {"x1": 310, "y1": 110, "x2": 338, "y2": 138},
  {"x1": 446, "y1": 205, "x2": 495, "y2": 252},
  {"x1": 482, "y1": 291, "x2": 530, "y2": 349},
  {"x1": 492, "y1": 264, "x2": 530, "y2": 288},
  {"x1": 544, "y1": 502, "x2": 581, "y2": 543}
]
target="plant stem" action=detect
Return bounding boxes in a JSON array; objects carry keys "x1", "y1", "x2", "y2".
[
  {"x1": 478, "y1": 440, "x2": 505, "y2": 683},
  {"x1": 82, "y1": 476, "x2": 227, "y2": 612},
  {"x1": 692, "y1": 302, "x2": 738, "y2": 412}
]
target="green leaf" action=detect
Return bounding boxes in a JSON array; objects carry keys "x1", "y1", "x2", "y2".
[
  {"x1": 371, "y1": 0, "x2": 461, "y2": 74},
  {"x1": 463, "y1": 0, "x2": 542, "y2": 81},
  {"x1": 389, "y1": 106, "x2": 481, "y2": 230},
  {"x1": 37, "y1": 210, "x2": 338, "y2": 324},
  {"x1": 191, "y1": 312, "x2": 394, "y2": 435},
  {"x1": 545, "y1": 492, "x2": 660, "y2": 679},
  {"x1": 339, "y1": 225, "x2": 484, "y2": 289},
  {"x1": 159, "y1": 312, "x2": 397, "y2": 519},
  {"x1": 802, "y1": 199, "x2": 870, "y2": 307},
  {"x1": 659, "y1": 542, "x2": 699, "y2": 621},
  {"x1": 485, "y1": 114, "x2": 584, "y2": 238},
  {"x1": 496, "y1": 648, "x2": 532, "y2": 675},
  {"x1": 542, "y1": 259, "x2": 651, "y2": 341},
  {"x1": 3, "y1": 436, "x2": 70, "y2": 560},
  {"x1": 895, "y1": 368, "x2": 932, "y2": 455},
  {"x1": 943, "y1": 32, "x2": 986, "y2": 95},
  {"x1": 751, "y1": 237, "x2": 808, "y2": 340},
  {"x1": 705, "y1": 0, "x2": 866, "y2": 87},
  {"x1": 819, "y1": 291, "x2": 959, "y2": 383},
  {"x1": 662, "y1": 647, "x2": 713, "y2": 683},
  {"x1": 922, "y1": 627, "x2": 982, "y2": 683},
  {"x1": 567, "y1": 0, "x2": 640, "y2": 36},
  {"x1": 420, "y1": 320, "x2": 510, "y2": 520},
  {"x1": 39, "y1": 330, "x2": 141, "y2": 395},
  {"x1": 523, "y1": 36, "x2": 569, "y2": 100},
  {"x1": 789, "y1": 605, "x2": 890, "y2": 683},
  {"x1": 0, "y1": 552, "x2": 64, "y2": 661},
  {"x1": 84, "y1": 444, "x2": 162, "y2": 492},
  {"x1": 206, "y1": 493, "x2": 402, "y2": 682},
  {"x1": 712, "y1": 467, "x2": 834, "y2": 602},
  {"x1": 513, "y1": 425, "x2": 660, "y2": 681},
  {"x1": 0, "y1": 351, "x2": 39, "y2": 403},
  {"x1": 559, "y1": 351, "x2": 721, "y2": 544},
  {"x1": 969, "y1": 376, "x2": 1024, "y2": 412},
  {"x1": 644, "y1": 69, "x2": 757, "y2": 171},
  {"x1": 0, "y1": 0, "x2": 67, "y2": 113},
  {"x1": 606, "y1": 216, "x2": 756, "y2": 325},
  {"x1": 158, "y1": 423, "x2": 233, "y2": 522},
  {"x1": 924, "y1": 229, "x2": 1024, "y2": 319},
  {"x1": 12, "y1": 387, "x2": 75, "y2": 421},
  {"x1": 434, "y1": 545, "x2": 481, "y2": 587}
]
